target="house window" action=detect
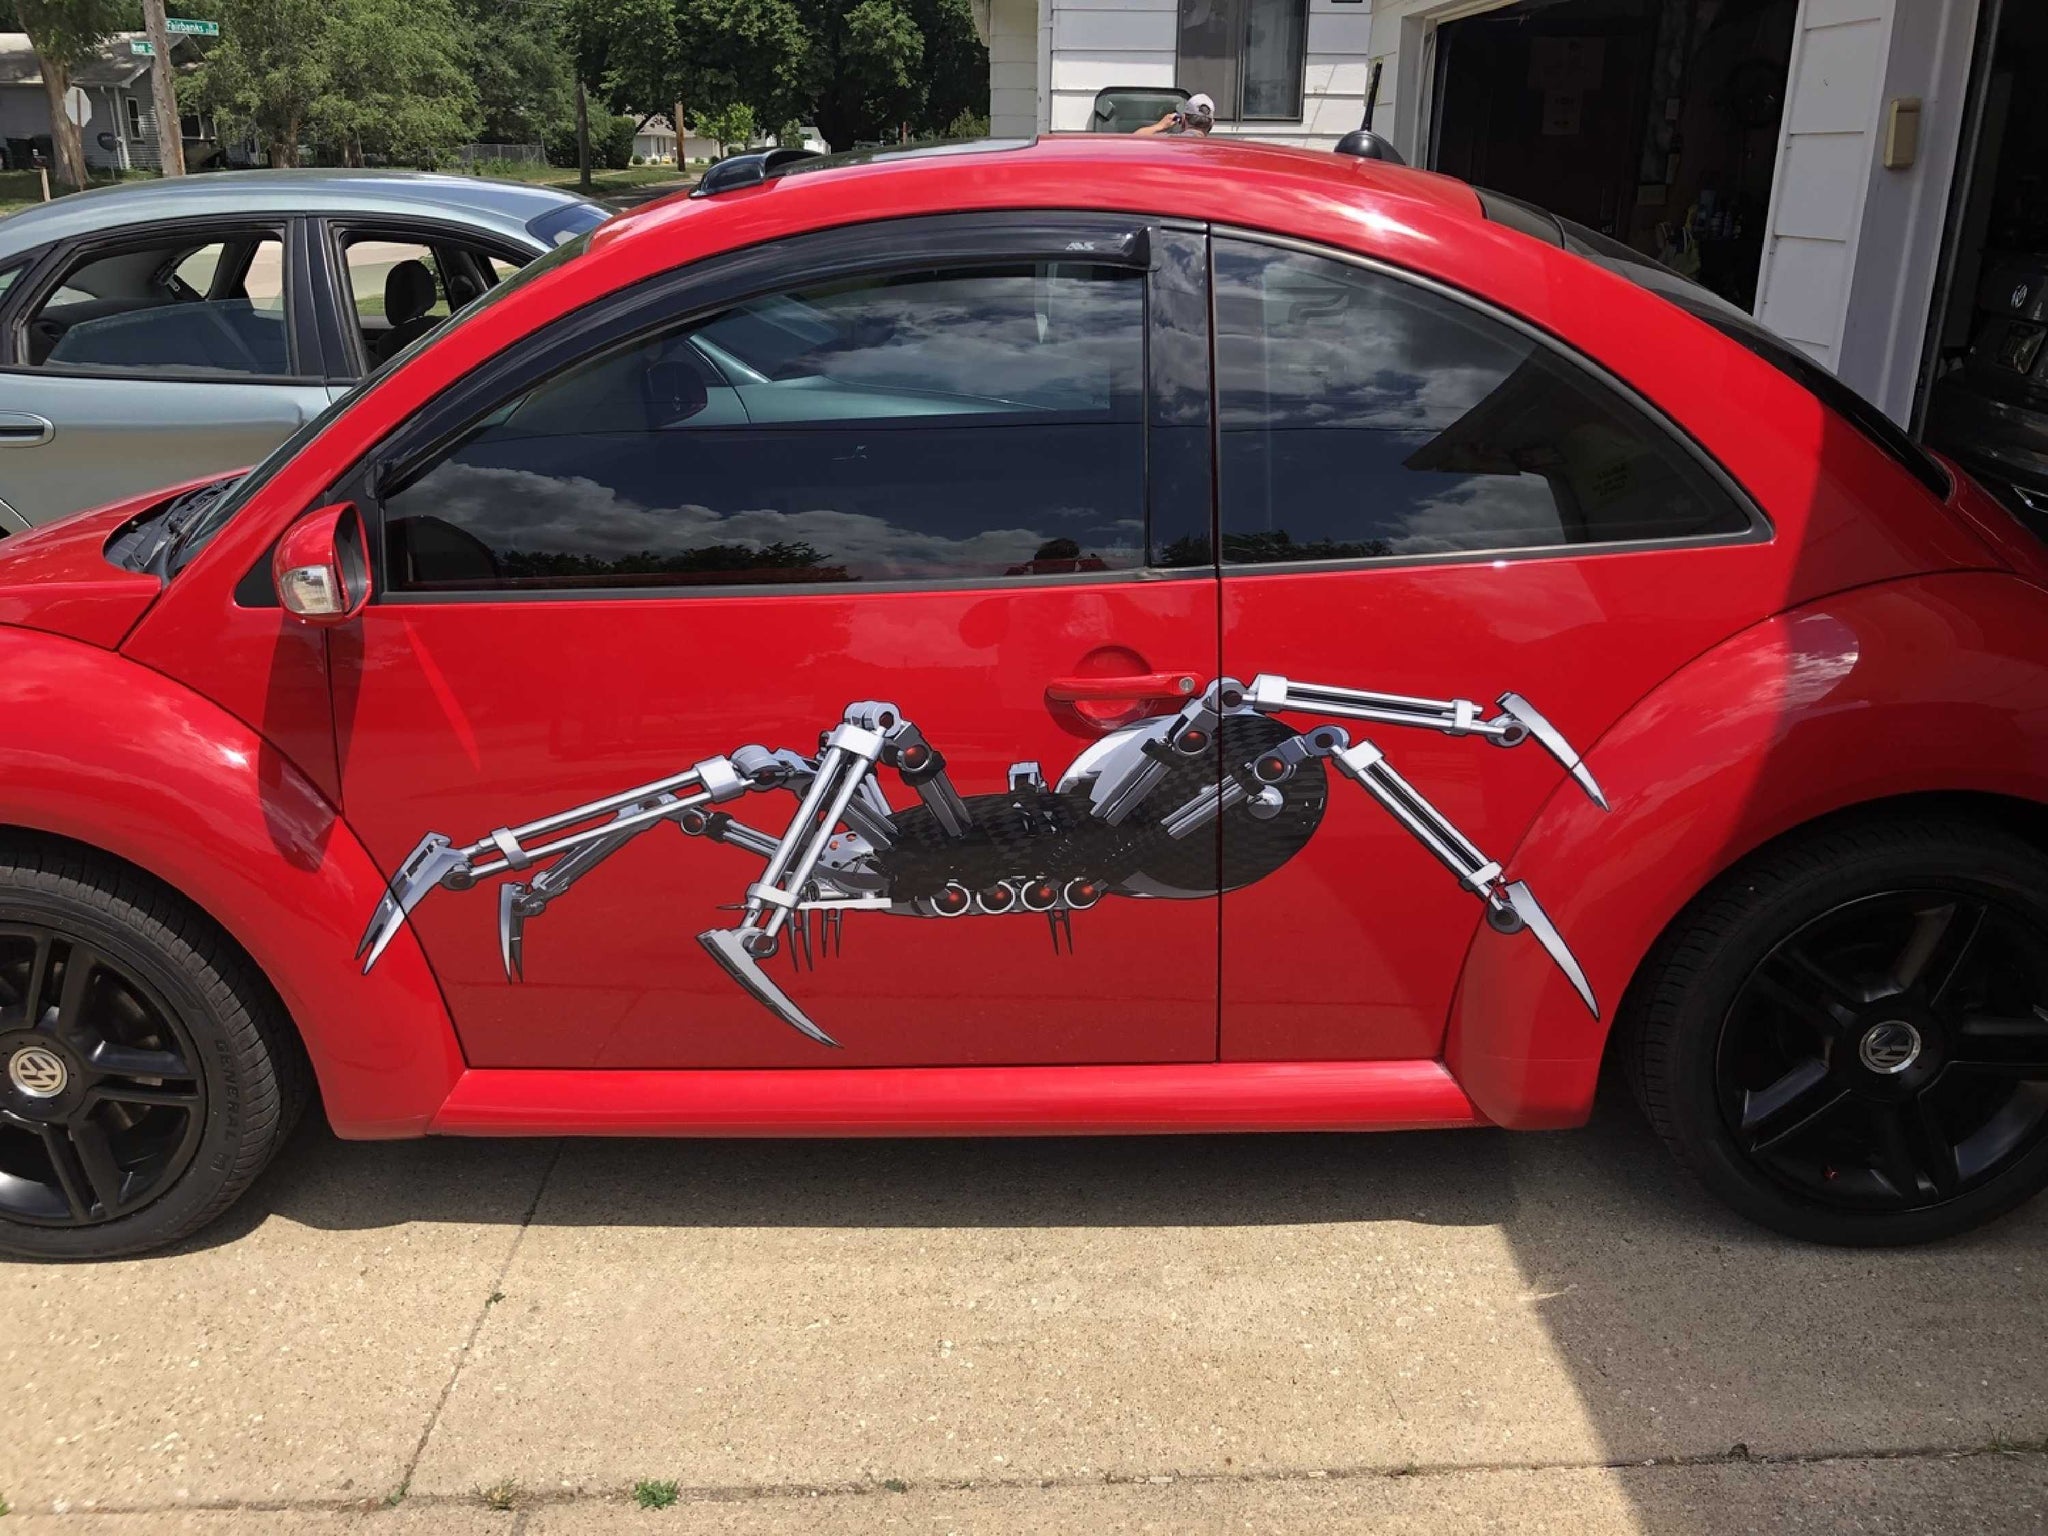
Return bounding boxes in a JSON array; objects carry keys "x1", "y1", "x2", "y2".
[
  {"x1": 1176, "y1": 0, "x2": 1308, "y2": 122},
  {"x1": 125, "y1": 97, "x2": 144, "y2": 141}
]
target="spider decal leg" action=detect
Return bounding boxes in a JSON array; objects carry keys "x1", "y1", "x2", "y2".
[
  {"x1": 357, "y1": 755, "x2": 755, "y2": 974},
  {"x1": 1325, "y1": 737, "x2": 1597, "y2": 1017},
  {"x1": 360, "y1": 676, "x2": 1610, "y2": 1044}
]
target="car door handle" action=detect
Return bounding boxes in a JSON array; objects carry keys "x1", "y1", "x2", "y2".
[
  {"x1": 0, "y1": 413, "x2": 52, "y2": 447},
  {"x1": 1045, "y1": 671, "x2": 1200, "y2": 702}
]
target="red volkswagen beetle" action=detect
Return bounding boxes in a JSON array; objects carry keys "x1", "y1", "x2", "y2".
[{"x1": 4, "y1": 135, "x2": 2047, "y2": 1259}]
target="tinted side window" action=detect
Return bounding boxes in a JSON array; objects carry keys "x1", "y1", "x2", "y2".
[
  {"x1": 384, "y1": 263, "x2": 1146, "y2": 591},
  {"x1": 1213, "y1": 239, "x2": 1750, "y2": 563}
]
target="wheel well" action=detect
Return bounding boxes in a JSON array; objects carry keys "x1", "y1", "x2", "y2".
[
  {"x1": 0, "y1": 823, "x2": 317, "y2": 1099},
  {"x1": 1600, "y1": 789, "x2": 2048, "y2": 1082}
]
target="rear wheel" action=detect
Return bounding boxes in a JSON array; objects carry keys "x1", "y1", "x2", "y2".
[
  {"x1": 1629, "y1": 816, "x2": 2048, "y2": 1245},
  {"x1": 0, "y1": 841, "x2": 307, "y2": 1260}
]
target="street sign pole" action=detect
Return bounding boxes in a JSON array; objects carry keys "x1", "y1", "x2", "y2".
[{"x1": 142, "y1": 0, "x2": 187, "y2": 177}]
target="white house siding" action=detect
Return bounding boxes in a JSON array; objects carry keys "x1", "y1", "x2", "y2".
[
  {"x1": 987, "y1": 0, "x2": 1041, "y2": 137},
  {"x1": 1041, "y1": 0, "x2": 1375, "y2": 143},
  {"x1": 1753, "y1": 0, "x2": 1978, "y2": 421}
]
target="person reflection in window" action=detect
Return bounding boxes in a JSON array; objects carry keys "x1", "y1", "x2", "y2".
[{"x1": 1006, "y1": 537, "x2": 1110, "y2": 576}]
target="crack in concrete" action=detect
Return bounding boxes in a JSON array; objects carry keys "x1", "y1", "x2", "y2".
[
  {"x1": 30, "y1": 1440, "x2": 2048, "y2": 1518},
  {"x1": 392, "y1": 1139, "x2": 566, "y2": 1507}
]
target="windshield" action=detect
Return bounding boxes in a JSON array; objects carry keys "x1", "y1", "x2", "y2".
[
  {"x1": 528, "y1": 201, "x2": 609, "y2": 247},
  {"x1": 168, "y1": 227, "x2": 601, "y2": 572}
]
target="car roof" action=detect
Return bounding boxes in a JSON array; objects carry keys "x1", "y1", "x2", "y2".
[
  {"x1": 602, "y1": 133, "x2": 1483, "y2": 255},
  {"x1": 0, "y1": 169, "x2": 599, "y2": 259}
]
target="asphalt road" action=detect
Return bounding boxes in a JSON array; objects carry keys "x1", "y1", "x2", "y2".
[{"x1": 2, "y1": 1097, "x2": 2044, "y2": 1533}]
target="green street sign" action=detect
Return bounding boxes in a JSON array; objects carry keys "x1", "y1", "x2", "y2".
[
  {"x1": 165, "y1": 17, "x2": 220, "y2": 35},
  {"x1": 132, "y1": 38, "x2": 155, "y2": 54}
]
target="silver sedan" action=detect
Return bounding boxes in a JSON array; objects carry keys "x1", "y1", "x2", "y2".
[{"x1": 0, "y1": 170, "x2": 606, "y2": 527}]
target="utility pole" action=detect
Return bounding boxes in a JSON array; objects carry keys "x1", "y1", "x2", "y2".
[
  {"x1": 141, "y1": 0, "x2": 185, "y2": 177},
  {"x1": 576, "y1": 79, "x2": 591, "y2": 192}
]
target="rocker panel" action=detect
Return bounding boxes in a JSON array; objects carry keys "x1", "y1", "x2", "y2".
[{"x1": 429, "y1": 1057, "x2": 1486, "y2": 1136}]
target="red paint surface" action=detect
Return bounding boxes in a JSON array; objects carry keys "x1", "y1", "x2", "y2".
[
  {"x1": 431, "y1": 1058, "x2": 1486, "y2": 1135},
  {"x1": 0, "y1": 627, "x2": 462, "y2": 1136}
]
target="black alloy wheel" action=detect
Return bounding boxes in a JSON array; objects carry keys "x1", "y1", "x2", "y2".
[
  {"x1": 0, "y1": 840, "x2": 308, "y2": 1260},
  {"x1": 1628, "y1": 815, "x2": 2048, "y2": 1245},
  {"x1": 0, "y1": 925, "x2": 207, "y2": 1227},
  {"x1": 1717, "y1": 890, "x2": 2048, "y2": 1211}
]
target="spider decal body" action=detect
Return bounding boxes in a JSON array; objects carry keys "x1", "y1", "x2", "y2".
[{"x1": 358, "y1": 675, "x2": 1608, "y2": 1046}]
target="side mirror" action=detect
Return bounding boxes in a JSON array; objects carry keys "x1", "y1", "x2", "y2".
[
  {"x1": 274, "y1": 502, "x2": 372, "y2": 624},
  {"x1": 644, "y1": 360, "x2": 709, "y2": 427}
]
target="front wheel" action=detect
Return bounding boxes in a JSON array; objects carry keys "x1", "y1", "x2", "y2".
[
  {"x1": 0, "y1": 841, "x2": 308, "y2": 1260},
  {"x1": 1628, "y1": 816, "x2": 2048, "y2": 1246}
]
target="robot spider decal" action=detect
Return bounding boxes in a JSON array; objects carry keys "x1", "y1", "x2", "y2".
[{"x1": 358, "y1": 675, "x2": 1609, "y2": 1047}]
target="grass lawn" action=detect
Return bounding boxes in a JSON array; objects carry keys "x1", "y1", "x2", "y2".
[
  {"x1": 457, "y1": 163, "x2": 691, "y2": 197},
  {"x1": 0, "y1": 167, "x2": 155, "y2": 220}
]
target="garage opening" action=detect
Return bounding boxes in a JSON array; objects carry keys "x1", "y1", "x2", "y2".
[
  {"x1": 1429, "y1": 0, "x2": 1797, "y2": 312},
  {"x1": 1922, "y1": 1, "x2": 2048, "y2": 517}
]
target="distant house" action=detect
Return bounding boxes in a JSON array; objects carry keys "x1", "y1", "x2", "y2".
[
  {"x1": 0, "y1": 32, "x2": 216, "y2": 174},
  {"x1": 773, "y1": 124, "x2": 829, "y2": 155},
  {"x1": 632, "y1": 114, "x2": 677, "y2": 164}
]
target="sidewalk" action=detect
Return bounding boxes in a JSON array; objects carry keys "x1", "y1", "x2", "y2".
[{"x1": 2, "y1": 1103, "x2": 2043, "y2": 1532}]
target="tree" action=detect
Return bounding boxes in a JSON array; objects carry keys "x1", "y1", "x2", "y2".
[
  {"x1": 699, "y1": 99, "x2": 754, "y2": 156},
  {"x1": 183, "y1": 0, "x2": 331, "y2": 166},
  {"x1": 671, "y1": 0, "x2": 806, "y2": 132},
  {"x1": 785, "y1": 0, "x2": 984, "y2": 151},
  {"x1": 460, "y1": 0, "x2": 575, "y2": 146},
  {"x1": 904, "y1": 0, "x2": 984, "y2": 140},
  {"x1": 11, "y1": 0, "x2": 127, "y2": 191},
  {"x1": 312, "y1": 0, "x2": 478, "y2": 166}
]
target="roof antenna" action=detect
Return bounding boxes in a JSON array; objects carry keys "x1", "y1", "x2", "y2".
[{"x1": 1334, "y1": 58, "x2": 1405, "y2": 164}]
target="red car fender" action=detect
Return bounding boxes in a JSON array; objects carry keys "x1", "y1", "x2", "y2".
[
  {"x1": 1446, "y1": 570, "x2": 2048, "y2": 1130},
  {"x1": 0, "y1": 625, "x2": 461, "y2": 1137}
]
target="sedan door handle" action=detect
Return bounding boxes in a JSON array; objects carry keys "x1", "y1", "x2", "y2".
[
  {"x1": 1045, "y1": 671, "x2": 1200, "y2": 702},
  {"x1": 0, "y1": 413, "x2": 53, "y2": 447}
]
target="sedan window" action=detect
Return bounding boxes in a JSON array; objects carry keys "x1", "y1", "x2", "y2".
[
  {"x1": 24, "y1": 231, "x2": 292, "y2": 379},
  {"x1": 382, "y1": 262, "x2": 1148, "y2": 591}
]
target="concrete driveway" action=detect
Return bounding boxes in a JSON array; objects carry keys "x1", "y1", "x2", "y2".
[{"x1": 1, "y1": 1097, "x2": 2044, "y2": 1533}]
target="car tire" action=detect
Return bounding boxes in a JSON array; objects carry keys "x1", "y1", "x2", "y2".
[
  {"x1": 1627, "y1": 813, "x2": 2048, "y2": 1246},
  {"x1": 0, "y1": 838, "x2": 309, "y2": 1260}
]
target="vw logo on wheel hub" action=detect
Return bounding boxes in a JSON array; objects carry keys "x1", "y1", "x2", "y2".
[
  {"x1": 7, "y1": 1045, "x2": 68, "y2": 1099},
  {"x1": 1858, "y1": 1020, "x2": 1923, "y2": 1076}
]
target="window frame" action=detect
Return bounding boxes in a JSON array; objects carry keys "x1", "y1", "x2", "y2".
[
  {"x1": 0, "y1": 215, "x2": 321, "y2": 385},
  {"x1": 341, "y1": 210, "x2": 1202, "y2": 605},
  {"x1": 1175, "y1": 0, "x2": 1310, "y2": 124},
  {"x1": 1208, "y1": 227, "x2": 1772, "y2": 577}
]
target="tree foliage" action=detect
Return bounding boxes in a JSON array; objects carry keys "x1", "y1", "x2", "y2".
[
  {"x1": 186, "y1": 0, "x2": 477, "y2": 165},
  {"x1": 699, "y1": 99, "x2": 754, "y2": 154},
  {"x1": 11, "y1": 0, "x2": 129, "y2": 189},
  {"x1": 181, "y1": 0, "x2": 329, "y2": 166},
  {"x1": 460, "y1": 0, "x2": 574, "y2": 144},
  {"x1": 313, "y1": 0, "x2": 478, "y2": 165}
]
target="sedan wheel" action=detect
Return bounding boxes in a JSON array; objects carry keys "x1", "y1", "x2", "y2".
[{"x1": 1630, "y1": 816, "x2": 2048, "y2": 1245}]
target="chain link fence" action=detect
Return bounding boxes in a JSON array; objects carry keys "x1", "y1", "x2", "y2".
[{"x1": 457, "y1": 142, "x2": 548, "y2": 167}]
